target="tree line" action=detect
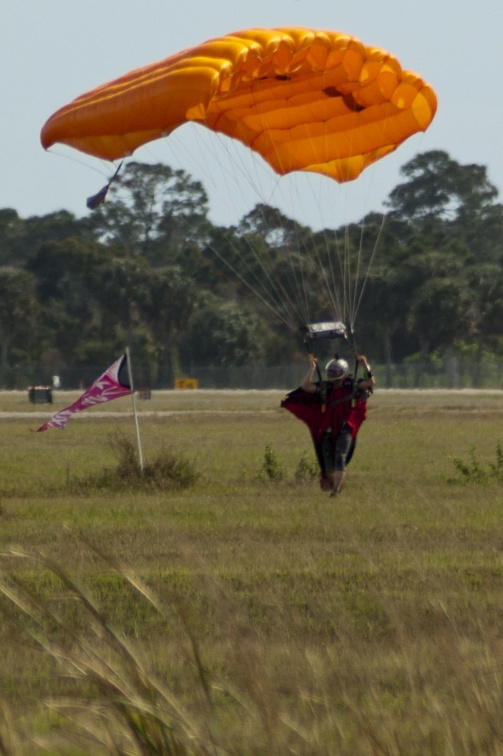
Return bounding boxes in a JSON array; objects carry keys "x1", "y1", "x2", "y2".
[{"x1": 0, "y1": 149, "x2": 502, "y2": 388}]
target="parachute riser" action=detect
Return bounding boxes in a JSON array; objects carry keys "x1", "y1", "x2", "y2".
[{"x1": 345, "y1": 324, "x2": 359, "y2": 381}]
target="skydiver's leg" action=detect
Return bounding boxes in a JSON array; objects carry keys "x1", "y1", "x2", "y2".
[
  {"x1": 314, "y1": 440, "x2": 325, "y2": 477},
  {"x1": 345, "y1": 436, "x2": 357, "y2": 466},
  {"x1": 314, "y1": 440, "x2": 331, "y2": 491},
  {"x1": 330, "y1": 424, "x2": 353, "y2": 494},
  {"x1": 318, "y1": 432, "x2": 335, "y2": 492}
]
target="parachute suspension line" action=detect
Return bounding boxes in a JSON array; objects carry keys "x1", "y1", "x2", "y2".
[
  {"x1": 318, "y1": 226, "x2": 346, "y2": 322},
  {"x1": 205, "y1": 236, "x2": 299, "y2": 332},
  {"x1": 157, "y1": 130, "x2": 302, "y2": 328},
  {"x1": 291, "y1": 128, "x2": 339, "y2": 323},
  {"x1": 293, "y1": 185, "x2": 348, "y2": 328},
  {"x1": 294, "y1": 208, "x2": 348, "y2": 328},
  {"x1": 297, "y1": 126, "x2": 351, "y2": 327},
  {"x1": 322, "y1": 116, "x2": 359, "y2": 330},
  {"x1": 348, "y1": 217, "x2": 366, "y2": 328},
  {"x1": 207, "y1": 244, "x2": 294, "y2": 330},
  {"x1": 204, "y1": 91, "x2": 316, "y2": 331},
  {"x1": 322, "y1": 222, "x2": 353, "y2": 328},
  {"x1": 175, "y1": 137, "x2": 308, "y2": 330},
  {"x1": 249, "y1": 202, "x2": 321, "y2": 330},
  {"x1": 253, "y1": 203, "x2": 313, "y2": 328},
  {"x1": 344, "y1": 222, "x2": 354, "y2": 326},
  {"x1": 234, "y1": 235, "x2": 301, "y2": 330},
  {"x1": 235, "y1": 85, "x2": 316, "y2": 330},
  {"x1": 290, "y1": 217, "x2": 348, "y2": 330},
  {"x1": 279, "y1": 207, "x2": 315, "y2": 326},
  {"x1": 345, "y1": 322, "x2": 361, "y2": 381},
  {"x1": 318, "y1": 233, "x2": 343, "y2": 321},
  {"x1": 287, "y1": 241, "x2": 312, "y2": 327},
  {"x1": 351, "y1": 211, "x2": 388, "y2": 327},
  {"x1": 317, "y1": 127, "x2": 379, "y2": 334}
]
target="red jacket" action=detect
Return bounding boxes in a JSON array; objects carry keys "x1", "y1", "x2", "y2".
[{"x1": 281, "y1": 378, "x2": 368, "y2": 441}]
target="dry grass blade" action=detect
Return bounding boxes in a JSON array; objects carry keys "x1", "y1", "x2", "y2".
[
  {"x1": 0, "y1": 548, "x2": 214, "y2": 755},
  {"x1": 0, "y1": 699, "x2": 23, "y2": 756},
  {"x1": 70, "y1": 533, "x2": 216, "y2": 718}
]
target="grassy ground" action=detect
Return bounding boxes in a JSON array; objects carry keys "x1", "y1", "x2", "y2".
[{"x1": 0, "y1": 389, "x2": 502, "y2": 754}]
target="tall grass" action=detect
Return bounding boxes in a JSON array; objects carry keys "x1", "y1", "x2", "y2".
[{"x1": 0, "y1": 390, "x2": 502, "y2": 753}]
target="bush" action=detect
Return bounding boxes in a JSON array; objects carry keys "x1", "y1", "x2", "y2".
[
  {"x1": 72, "y1": 432, "x2": 200, "y2": 492},
  {"x1": 258, "y1": 444, "x2": 284, "y2": 482},
  {"x1": 294, "y1": 451, "x2": 318, "y2": 482},
  {"x1": 450, "y1": 442, "x2": 503, "y2": 484}
]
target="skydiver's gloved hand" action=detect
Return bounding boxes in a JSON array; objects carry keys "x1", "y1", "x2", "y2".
[{"x1": 356, "y1": 355, "x2": 375, "y2": 387}]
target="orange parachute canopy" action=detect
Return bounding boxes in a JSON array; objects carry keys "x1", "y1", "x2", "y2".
[{"x1": 41, "y1": 27, "x2": 437, "y2": 183}]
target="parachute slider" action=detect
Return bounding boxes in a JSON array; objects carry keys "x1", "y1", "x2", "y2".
[
  {"x1": 301, "y1": 322, "x2": 347, "y2": 342},
  {"x1": 301, "y1": 322, "x2": 348, "y2": 361}
]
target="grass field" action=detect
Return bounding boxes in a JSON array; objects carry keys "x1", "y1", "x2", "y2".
[{"x1": 0, "y1": 388, "x2": 502, "y2": 754}]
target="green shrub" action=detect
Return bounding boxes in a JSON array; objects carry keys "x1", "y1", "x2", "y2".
[
  {"x1": 294, "y1": 451, "x2": 318, "y2": 482},
  {"x1": 450, "y1": 442, "x2": 503, "y2": 484},
  {"x1": 258, "y1": 444, "x2": 284, "y2": 482}
]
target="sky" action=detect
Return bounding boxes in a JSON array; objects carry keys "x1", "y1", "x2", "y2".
[{"x1": 2, "y1": 1, "x2": 503, "y2": 231}]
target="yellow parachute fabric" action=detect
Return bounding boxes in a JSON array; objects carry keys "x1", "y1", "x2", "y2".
[{"x1": 41, "y1": 27, "x2": 437, "y2": 183}]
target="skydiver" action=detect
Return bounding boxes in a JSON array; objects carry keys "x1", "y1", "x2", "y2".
[{"x1": 281, "y1": 354, "x2": 375, "y2": 495}]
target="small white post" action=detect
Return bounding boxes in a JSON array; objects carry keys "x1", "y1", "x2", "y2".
[{"x1": 125, "y1": 347, "x2": 144, "y2": 473}]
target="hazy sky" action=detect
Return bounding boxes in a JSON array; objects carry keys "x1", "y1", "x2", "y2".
[{"x1": 2, "y1": 1, "x2": 502, "y2": 230}]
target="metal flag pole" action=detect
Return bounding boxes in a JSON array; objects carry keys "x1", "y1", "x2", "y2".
[{"x1": 125, "y1": 346, "x2": 144, "y2": 473}]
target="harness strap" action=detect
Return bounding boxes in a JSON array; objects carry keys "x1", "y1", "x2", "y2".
[
  {"x1": 320, "y1": 378, "x2": 363, "y2": 409},
  {"x1": 326, "y1": 395, "x2": 354, "y2": 408}
]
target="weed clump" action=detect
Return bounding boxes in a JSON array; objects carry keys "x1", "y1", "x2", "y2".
[
  {"x1": 294, "y1": 451, "x2": 318, "y2": 483},
  {"x1": 256, "y1": 445, "x2": 318, "y2": 484},
  {"x1": 73, "y1": 433, "x2": 199, "y2": 493},
  {"x1": 450, "y1": 442, "x2": 503, "y2": 484},
  {"x1": 257, "y1": 444, "x2": 284, "y2": 482}
]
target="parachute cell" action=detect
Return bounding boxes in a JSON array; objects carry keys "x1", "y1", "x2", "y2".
[{"x1": 41, "y1": 27, "x2": 437, "y2": 183}]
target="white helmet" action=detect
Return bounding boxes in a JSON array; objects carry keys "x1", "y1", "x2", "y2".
[{"x1": 325, "y1": 358, "x2": 349, "y2": 380}]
